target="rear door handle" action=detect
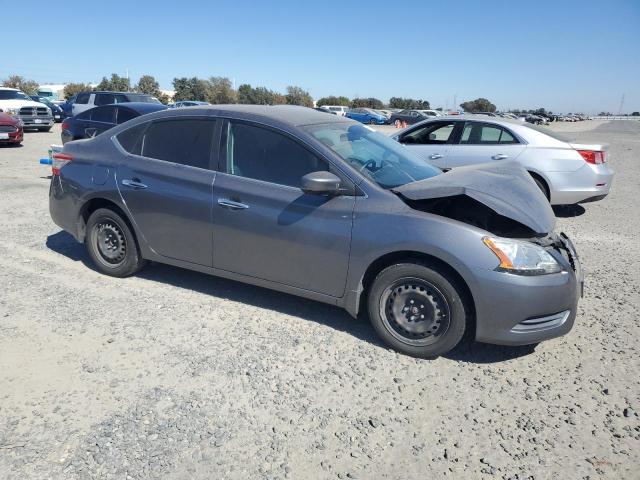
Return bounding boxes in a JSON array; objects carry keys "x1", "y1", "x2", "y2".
[
  {"x1": 429, "y1": 154, "x2": 443, "y2": 159},
  {"x1": 121, "y1": 179, "x2": 148, "y2": 189},
  {"x1": 218, "y1": 198, "x2": 249, "y2": 210},
  {"x1": 492, "y1": 154, "x2": 509, "y2": 160}
]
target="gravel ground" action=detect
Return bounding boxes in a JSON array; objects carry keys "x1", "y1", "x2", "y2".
[{"x1": 0, "y1": 120, "x2": 638, "y2": 479}]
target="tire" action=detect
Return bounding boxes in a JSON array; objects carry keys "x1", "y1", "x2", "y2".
[
  {"x1": 85, "y1": 208, "x2": 147, "y2": 277},
  {"x1": 530, "y1": 174, "x2": 550, "y2": 201},
  {"x1": 367, "y1": 262, "x2": 468, "y2": 358},
  {"x1": 369, "y1": 118, "x2": 377, "y2": 125},
  {"x1": 38, "y1": 127, "x2": 52, "y2": 132}
]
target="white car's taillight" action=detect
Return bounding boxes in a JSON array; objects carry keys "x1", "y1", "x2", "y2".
[{"x1": 577, "y1": 150, "x2": 606, "y2": 165}]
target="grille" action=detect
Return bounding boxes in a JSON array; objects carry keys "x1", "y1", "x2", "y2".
[
  {"x1": 18, "y1": 107, "x2": 50, "y2": 116},
  {"x1": 0, "y1": 125, "x2": 17, "y2": 133}
]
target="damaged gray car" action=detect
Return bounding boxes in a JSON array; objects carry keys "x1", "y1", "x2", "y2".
[{"x1": 48, "y1": 105, "x2": 583, "y2": 358}]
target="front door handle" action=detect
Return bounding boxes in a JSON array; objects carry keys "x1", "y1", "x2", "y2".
[
  {"x1": 429, "y1": 153, "x2": 443, "y2": 159},
  {"x1": 492, "y1": 154, "x2": 509, "y2": 160},
  {"x1": 121, "y1": 179, "x2": 148, "y2": 189},
  {"x1": 218, "y1": 198, "x2": 249, "y2": 210}
]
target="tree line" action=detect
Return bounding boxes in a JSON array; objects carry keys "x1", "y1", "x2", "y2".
[{"x1": 6, "y1": 73, "x2": 550, "y2": 115}]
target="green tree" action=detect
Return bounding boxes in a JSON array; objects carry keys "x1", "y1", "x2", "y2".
[
  {"x1": 207, "y1": 77, "x2": 236, "y2": 104},
  {"x1": 63, "y1": 82, "x2": 93, "y2": 99},
  {"x1": 2, "y1": 75, "x2": 39, "y2": 95},
  {"x1": 316, "y1": 95, "x2": 350, "y2": 107},
  {"x1": 172, "y1": 77, "x2": 210, "y2": 102},
  {"x1": 96, "y1": 73, "x2": 131, "y2": 92},
  {"x1": 351, "y1": 97, "x2": 384, "y2": 109},
  {"x1": 134, "y1": 75, "x2": 168, "y2": 103},
  {"x1": 285, "y1": 86, "x2": 313, "y2": 107},
  {"x1": 238, "y1": 84, "x2": 286, "y2": 105},
  {"x1": 459, "y1": 98, "x2": 496, "y2": 113},
  {"x1": 388, "y1": 97, "x2": 430, "y2": 109}
]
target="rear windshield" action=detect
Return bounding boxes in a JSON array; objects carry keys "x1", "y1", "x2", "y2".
[{"x1": 524, "y1": 123, "x2": 573, "y2": 143}]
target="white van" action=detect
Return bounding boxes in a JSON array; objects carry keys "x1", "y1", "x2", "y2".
[{"x1": 319, "y1": 105, "x2": 349, "y2": 116}]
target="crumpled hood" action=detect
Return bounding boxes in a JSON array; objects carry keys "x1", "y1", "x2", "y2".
[{"x1": 392, "y1": 161, "x2": 556, "y2": 235}]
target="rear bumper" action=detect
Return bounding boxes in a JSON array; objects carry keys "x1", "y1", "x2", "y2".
[
  {"x1": 548, "y1": 163, "x2": 614, "y2": 204},
  {"x1": 472, "y1": 235, "x2": 583, "y2": 346}
]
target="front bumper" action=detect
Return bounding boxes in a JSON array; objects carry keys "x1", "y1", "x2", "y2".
[
  {"x1": 19, "y1": 115, "x2": 54, "y2": 128},
  {"x1": 473, "y1": 233, "x2": 583, "y2": 346},
  {"x1": 548, "y1": 163, "x2": 614, "y2": 204}
]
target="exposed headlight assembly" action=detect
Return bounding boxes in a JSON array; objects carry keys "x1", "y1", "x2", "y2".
[
  {"x1": 4, "y1": 107, "x2": 19, "y2": 115},
  {"x1": 483, "y1": 237, "x2": 562, "y2": 275}
]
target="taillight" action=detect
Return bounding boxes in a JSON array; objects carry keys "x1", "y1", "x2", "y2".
[
  {"x1": 577, "y1": 150, "x2": 606, "y2": 164},
  {"x1": 61, "y1": 121, "x2": 69, "y2": 130},
  {"x1": 52, "y1": 152, "x2": 73, "y2": 175}
]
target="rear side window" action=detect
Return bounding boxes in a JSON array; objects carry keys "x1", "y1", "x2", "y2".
[
  {"x1": 142, "y1": 119, "x2": 215, "y2": 169},
  {"x1": 460, "y1": 123, "x2": 519, "y2": 144},
  {"x1": 95, "y1": 93, "x2": 115, "y2": 106},
  {"x1": 76, "y1": 93, "x2": 90, "y2": 104},
  {"x1": 76, "y1": 110, "x2": 92, "y2": 120},
  {"x1": 225, "y1": 122, "x2": 328, "y2": 188},
  {"x1": 91, "y1": 106, "x2": 115, "y2": 123},
  {"x1": 116, "y1": 123, "x2": 147, "y2": 155}
]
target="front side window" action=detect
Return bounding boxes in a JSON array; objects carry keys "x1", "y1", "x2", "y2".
[
  {"x1": 401, "y1": 122, "x2": 456, "y2": 145},
  {"x1": 225, "y1": 122, "x2": 328, "y2": 188},
  {"x1": 460, "y1": 123, "x2": 518, "y2": 144},
  {"x1": 142, "y1": 119, "x2": 215, "y2": 169},
  {"x1": 302, "y1": 122, "x2": 440, "y2": 189},
  {"x1": 0, "y1": 90, "x2": 32, "y2": 101},
  {"x1": 116, "y1": 107, "x2": 136, "y2": 124},
  {"x1": 91, "y1": 106, "x2": 115, "y2": 123},
  {"x1": 94, "y1": 93, "x2": 115, "y2": 106}
]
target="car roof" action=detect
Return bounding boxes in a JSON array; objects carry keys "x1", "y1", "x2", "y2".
[
  {"x1": 148, "y1": 104, "x2": 352, "y2": 127},
  {"x1": 76, "y1": 91, "x2": 155, "y2": 96},
  {"x1": 110, "y1": 102, "x2": 168, "y2": 113}
]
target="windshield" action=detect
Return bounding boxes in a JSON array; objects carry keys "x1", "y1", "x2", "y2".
[
  {"x1": 127, "y1": 94, "x2": 161, "y2": 104},
  {"x1": 302, "y1": 123, "x2": 441, "y2": 189},
  {"x1": 0, "y1": 90, "x2": 32, "y2": 101}
]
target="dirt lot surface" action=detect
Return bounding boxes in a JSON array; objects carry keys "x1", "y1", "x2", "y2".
[{"x1": 1, "y1": 120, "x2": 639, "y2": 479}]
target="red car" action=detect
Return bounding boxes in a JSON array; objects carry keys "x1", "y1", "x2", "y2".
[{"x1": 0, "y1": 111, "x2": 24, "y2": 145}]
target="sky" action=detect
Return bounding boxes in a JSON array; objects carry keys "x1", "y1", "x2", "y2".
[{"x1": 2, "y1": 0, "x2": 639, "y2": 114}]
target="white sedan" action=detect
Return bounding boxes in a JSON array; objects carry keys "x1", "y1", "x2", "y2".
[{"x1": 391, "y1": 116, "x2": 614, "y2": 205}]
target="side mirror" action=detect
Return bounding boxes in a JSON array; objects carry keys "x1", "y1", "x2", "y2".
[{"x1": 301, "y1": 171, "x2": 341, "y2": 195}]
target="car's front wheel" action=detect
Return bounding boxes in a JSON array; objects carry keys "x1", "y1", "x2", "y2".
[
  {"x1": 368, "y1": 262, "x2": 468, "y2": 358},
  {"x1": 85, "y1": 208, "x2": 147, "y2": 277}
]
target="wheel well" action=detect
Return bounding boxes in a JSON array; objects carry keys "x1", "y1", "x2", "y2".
[
  {"x1": 358, "y1": 251, "x2": 476, "y2": 333},
  {"x1": 77, "y1": 198, "x2": 131, "y2": 242},
  {"x1": 528, "y1": 171, "x2": 550, "y2": 200}
]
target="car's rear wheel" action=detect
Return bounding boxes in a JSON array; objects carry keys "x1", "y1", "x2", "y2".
[
  {"x1": 529, "y1": 173, "x2": 550, "y2": 201},
  {"x1": 85, "y1": 208, "x2": 147, "y2": 277},
  {"x1": 368, "y1": 262, "x2": 468, "y2": 358}
]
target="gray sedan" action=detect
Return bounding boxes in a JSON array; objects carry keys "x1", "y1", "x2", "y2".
[
  {"x1": 48, "y1": 106, "x2": 582, "y2": 358},
  {"x1": 391, "y1": 116, "x2": 614, "y2": 204}
]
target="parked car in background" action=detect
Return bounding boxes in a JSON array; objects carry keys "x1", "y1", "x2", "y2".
[
  {"x1": 48, "y1": 105, "x2": 582, "y2": 358},
  {"x1": 345, "y1": 108, "x2": 387, "y2": 125},
  {"x1": 319, "y1": 105, "x2": 349, "y2": 116},
  {"x1": 0, "y1": 111, "x2": 23, "y2": 146},
  {"x1": 392, "y1": 116, "x2": 614, "y2": 204},
  {"x1": 72, "y1": 91, "x2": 162, "y2": 116},
  {"x1": 313, "y1": 107, "x2": 336, "y2": 114},
  {"x1": 61, "y1": 102, "x2": 167, "y2": 144},
  {"x1": 0, "y1": 87, "x2": 54, "y2": 131},
  {"x1": 389, "y1": 109, "x2": 436, "y2": 127},
  {"x1": 170, "y1": 101, "x2": 211, "y2": 108},
  {"x1": 30, "y1": 96, "x2": 64, "y2": 122},
  {"x1": 58, "y1": 95, "x2": 76, "y2": 118}
]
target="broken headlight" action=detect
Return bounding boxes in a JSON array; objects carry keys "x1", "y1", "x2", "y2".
[{"x1": 483, "y1": 237, "x2": 562, "y2": 275}]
